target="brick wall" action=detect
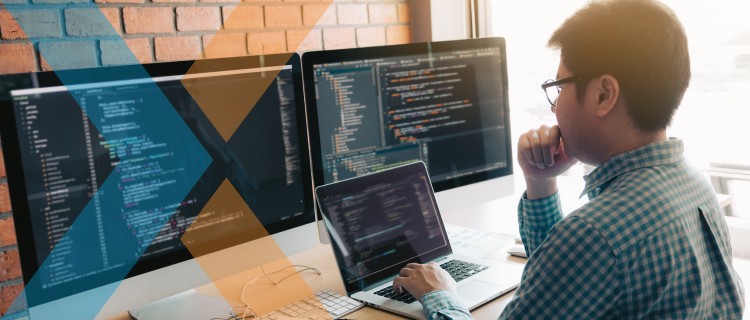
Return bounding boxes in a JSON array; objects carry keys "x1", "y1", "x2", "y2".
[
  {"x1": 0, "y1": 0, "x2": 413, "y2": 316},
  {"x1": 0, "y1": 145, "x2": 25, "y2": 317},
  {"x1": 0, "y1": 0, "x2": 412, "y2": 72}
]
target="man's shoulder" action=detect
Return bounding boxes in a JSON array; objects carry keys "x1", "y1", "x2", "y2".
[{"x1": 568, "y1": 161, "x2": 716, "y2": 255}]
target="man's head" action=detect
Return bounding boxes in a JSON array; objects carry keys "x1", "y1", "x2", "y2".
[{"x1": 548, "y1": 0, "x2": 690, "y2": 132}]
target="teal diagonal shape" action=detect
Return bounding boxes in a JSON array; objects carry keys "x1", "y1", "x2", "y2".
[{"x1": 4, "y1": 3, "x2": 212, "y2": 318}]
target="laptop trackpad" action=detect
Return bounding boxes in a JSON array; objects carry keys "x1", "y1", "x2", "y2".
[{"x1": 457, "y1": 279, "x2": 503, "y2": 301}]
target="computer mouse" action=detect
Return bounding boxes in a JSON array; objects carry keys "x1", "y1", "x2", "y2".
[{"x1": 506, "y1": 245, "x2": 528, "y2": 258}]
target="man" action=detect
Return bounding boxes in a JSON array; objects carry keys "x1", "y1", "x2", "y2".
[{"x1": 393, "y1": 0, "x2": 745, "y2": 318}]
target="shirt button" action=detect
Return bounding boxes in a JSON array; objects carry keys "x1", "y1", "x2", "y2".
[{"x1": 595, "y1": 187, "x2": 601, "y2": 194}]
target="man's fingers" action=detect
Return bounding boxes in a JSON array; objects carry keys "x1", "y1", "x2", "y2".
[
  {"x1": 539, "y1": 127, "x2": 554, "y2": 167},
  {"x1": 405, "y1": 263, "x2": 422, "y2": 269},
  {"x1": 518, "y1": 135, "x2": 535, "y2": 166},
  {"x1": 550, "y1": 126, "x2": 562, "y2": 155},
  {"x1": 399, "y1": 267, "x2": 414, "y2": 277},
  {"x1": 529, "y1": 130, "x2": 544, "y2": 169},
  {"x1": 392, "y1": 276, "x2": 408, "y2": 294}
]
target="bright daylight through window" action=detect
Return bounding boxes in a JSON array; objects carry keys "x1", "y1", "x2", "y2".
[{"x1": 490, "y1": 0, "x2": 750, "y2": 218}]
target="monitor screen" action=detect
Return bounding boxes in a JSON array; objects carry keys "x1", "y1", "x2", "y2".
[
  {"x1": 0, "y1": 54, "x2": 314, "y2": 307},
  {"x1": 302, "y1": 38, "x2": 512, "y2": 193},
  {"x1": 316, "y1": 162, "x2": 450, "y2": 293}
]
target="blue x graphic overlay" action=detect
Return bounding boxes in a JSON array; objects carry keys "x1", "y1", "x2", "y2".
[{"x1": 4, "y1": 4, "x2": 212, "y2": 318}]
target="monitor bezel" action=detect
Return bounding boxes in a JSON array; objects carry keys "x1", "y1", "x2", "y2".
[
  {"x1": 0, "y1": 53, "x2": 315, "y2": 306},
  {"x1": 301, "y1": 37, "x2": 513, "y2": 208}
]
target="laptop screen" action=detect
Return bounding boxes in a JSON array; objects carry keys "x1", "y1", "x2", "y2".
[{"x1": 316, "y1": 162, "x2": 452, "y2": 293}]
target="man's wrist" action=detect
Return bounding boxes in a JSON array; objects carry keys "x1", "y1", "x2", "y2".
[{"x1": 524, "y1": 177, "x2": 557, "y2": 200}]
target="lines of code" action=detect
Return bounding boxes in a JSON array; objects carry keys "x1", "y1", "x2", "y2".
[
  {"x1": 320, "y1": 171, "x2": 445, "y2": 281},
  {"x1": 381, "y1": 64, "x2": 481, "y2": 145},
  {"x1": 313, "y1": 47, "x2": 509, "y2": 185}
]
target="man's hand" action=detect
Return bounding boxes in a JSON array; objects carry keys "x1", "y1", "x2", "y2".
[
  {"x1": 392, "y1": 262, "x2": 457, "y2": 300},
  {"x1": 517, "y1": 125, "x2": 577, "y2": 199}
]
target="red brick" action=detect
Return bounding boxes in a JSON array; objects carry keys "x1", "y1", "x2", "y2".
[
  {"x1": 368, "y1": 3, "x2": 397, "y2": 24},
  {"x1": 0, "y1": 250, "x2": 21, "y2": 283},
  {"x1": 0, "y1": 283, "x2": 24, "y2": 317},
  {"x1": 337, "y1": 4, "x2": 367, "y2": 25},
  {"x1": 199, "y1": 0, "x2": 238, "y2": 3},
  {"x1": 322, "y1": 27, "x2": 355, "y2": 50},
  {"x1": 398, "y1": 3, "x2": 410, "y2": 23},
  {"x1": 247, "y1": 31, "x2": 286, "y2": 55},
  {"x1": 155, "y1": 36, "x2": 202, "y2": 62},
  {"x1": 203, "y1": 33, "x2": 246, "y2": 58},
  {"x1": 0, "y1": 184, "x2": 10, "y2": 214},
  {"x1": 287, "y1": 29, "x2": 322, "y2": 52},
  {"x1": 123, "y1": 7, "x2": 174, "y2": 34},
  {"x1": 100, "y1": 7, "x2": 122, "y2": 34},
  {"x1": 177, "y1": 7, "x2": 220, "y2": 32},
  {"x1": 96, "y1": 0, "x2": 144, "y2": 3},
  {"x1": 264, "y1": 5, "x2": 302, "y2": 28},
  {"x1": 0, "y1": 10, "x2": 27, "y2": 40},
  {"x1": 0, "y1": 218, "x2": 15, "y2": 247},
  {"x1": 356, "y1": 26, "x2": 385, "y2": 47},
  {"x1": 222, "y1": 6, "x2": 263, "y2": 30},
  {"x1": 0, "y1": 43, "x2": 35, "y2": 75},
  {"x1": 0, "y1": 149, "x2": 5, "y2": 177},
  {"x1": 125, "y1": 38, "x2": 153, "y2": 63},
  {"x1": 386, "y1": 25, "x2": 410, "y2": 45},
  {"x1": 303, "y1": 4, "x2": 336, "y2": 26}
]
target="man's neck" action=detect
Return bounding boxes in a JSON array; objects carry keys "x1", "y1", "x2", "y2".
[{"x1": 598, "y1": 129, "x2": 667, "y2": 164}]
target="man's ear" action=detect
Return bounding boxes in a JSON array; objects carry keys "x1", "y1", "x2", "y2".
[{"x1": 593, "y1": 75, "x2": 619, "y2": 117}]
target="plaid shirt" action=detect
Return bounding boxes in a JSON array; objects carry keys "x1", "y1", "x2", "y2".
[{"x1": 421, "y1": 139, "x2": 745, "y2": 319}]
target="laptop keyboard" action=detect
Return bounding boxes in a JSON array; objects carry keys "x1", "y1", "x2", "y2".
[
  {"x1": 373, "y1": 286, "x2": 418, "y2": 304},
  {"x1": 441, "y1": 260, "x2": 489, "y2": 282},
  {"x1": 373, "y1": 260, "x2": 489, "y2": 303}
]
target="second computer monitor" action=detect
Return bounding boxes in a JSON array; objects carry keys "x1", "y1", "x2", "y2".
[{"x1": 303, "y1": 37, "x2": 514, "y2": 223}]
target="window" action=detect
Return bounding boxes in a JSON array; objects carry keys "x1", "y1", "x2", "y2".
[{"x1": 488, "y1": 0, "x2": 750, "y2": 218}]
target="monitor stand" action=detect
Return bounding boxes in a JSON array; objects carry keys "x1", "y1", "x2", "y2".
[{"x1": 128, "y1": 284, "x2": 230, "y2": 320}]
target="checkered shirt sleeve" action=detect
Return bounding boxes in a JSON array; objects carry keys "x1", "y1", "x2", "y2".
[
  {"x1": 420, "y1": 290, "x2": 472, "y2": 320},
  {"x1": 518, "y1": 191, "x2": 563, "y2": 257},
  {"x1": 498, "y1": 216, "x2": 620, "y2": 319}
]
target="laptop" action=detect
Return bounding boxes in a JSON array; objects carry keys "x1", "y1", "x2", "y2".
[{"x1": 315, "y1": 162, "x2": 521, "y2": 319}]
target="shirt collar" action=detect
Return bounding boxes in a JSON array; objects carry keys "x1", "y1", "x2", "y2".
[{"x1": 580, "y1": 138, "x2": 685, "y2": 198}]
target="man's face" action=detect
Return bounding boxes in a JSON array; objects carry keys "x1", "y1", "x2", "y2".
[
  {"x1": 553, "y1": 62, "x2": 582, "y2": 160},
  {"x1": 553, "y1": 62, "x2": 603, "y2": 164}
]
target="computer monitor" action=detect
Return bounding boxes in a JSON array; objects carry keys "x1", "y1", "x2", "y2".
[
  {"x1": 0, "y1": 54, "x2": 317, "y2": 318},
  {"x1": 302, "y1": 37, "x2": 514, "y2": 241}
]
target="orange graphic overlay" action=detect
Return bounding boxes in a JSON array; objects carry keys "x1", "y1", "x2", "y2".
[
  {"x1": 180, "y1": 179, "x2": 321, "y2": 316},
  {"x1": 179, "y1": 1, "x2": 335, "y2": 314},
  {"x1": 185, "y1": 0, "x2": 333, "y2": 142}
]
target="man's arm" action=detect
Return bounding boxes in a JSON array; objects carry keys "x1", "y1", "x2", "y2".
[
  {"x1": 392, "y1": 262, "x2": 473, "y2": 320},
  {"x1": 500, "y1": 217, "x2": 621, "y2": 319},
  {"x1": 518, "y1": 191, "x2": 563, "y2": 257},
  {"x1": 391, "y1": 126, "x2": 579, "y2": 319},
  {"x1": 516, "y1": 125, "x2": 576, "y2": 256}
]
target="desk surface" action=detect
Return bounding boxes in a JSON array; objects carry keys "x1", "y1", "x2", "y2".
[{"x1": 109, "y1": 174, "x2": 750, "y2": 319}]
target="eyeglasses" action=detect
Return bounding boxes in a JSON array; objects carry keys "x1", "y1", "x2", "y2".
[{"x1": 541, "y1": 76, "x2": 580, "y2": 111}]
